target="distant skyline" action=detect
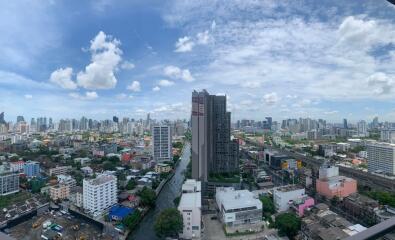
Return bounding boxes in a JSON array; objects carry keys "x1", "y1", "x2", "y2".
[{"x1": 1, "y1": 1, "x2": 395, "y2": 121}]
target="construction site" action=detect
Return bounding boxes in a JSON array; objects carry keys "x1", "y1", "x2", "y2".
[{"x1": 7, "y1": 210, "x2": 105, "y2": 240}]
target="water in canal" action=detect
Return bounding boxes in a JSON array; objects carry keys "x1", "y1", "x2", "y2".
[{"x1": 128, "y1": 143, "x2": 191, "y2": 240}]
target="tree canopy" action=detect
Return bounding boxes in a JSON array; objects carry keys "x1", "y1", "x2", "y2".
[
  {"x1": 260, "y1": 196, "x2": 275, "y2": 214},
  {"x1": 138, "y1": 187, "x2": 156, "y2": 207},
  {"x1": 275, "y1": 213, "x2": 301, "y2": 239},
  {"x1": 154, "y1": 208, "x2": 183, "y2": 239}
]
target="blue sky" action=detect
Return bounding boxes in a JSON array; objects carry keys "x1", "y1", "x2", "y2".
[{"x1": 1, "y1": 0, "x2": 395, "y2": 122}]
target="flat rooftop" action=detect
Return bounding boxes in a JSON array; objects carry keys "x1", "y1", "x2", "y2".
[
  {"x1": 179, "y1": 192, "x2": 201, "y2": 209},
  {"x1": 84, "y1": 174, "x2": 116, "y2": 185},
  {"x1": 216, "y1": 188, "x2": 261, "y2": 211}
]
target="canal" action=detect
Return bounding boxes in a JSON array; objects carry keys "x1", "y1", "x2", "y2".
[{"x1": 128, "y1": 142, "x2": 191, "y2": 240}]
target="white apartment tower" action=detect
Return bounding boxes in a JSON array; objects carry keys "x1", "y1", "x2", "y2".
[
  {"x1": 367, "y1": 141, "x2": 395, "y2": 175},
  {"x1": 153, "y1": 125, "x2": 172, "y2": 162},
  {"x1": 83, "y1": 174, "x2": 117, "y2": 217}
]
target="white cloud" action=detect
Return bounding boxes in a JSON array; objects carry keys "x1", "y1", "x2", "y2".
[
  {"x1": 163, "y1": 65, "x2": 194, "y2": 82},
  {"x1": 120, "y1": 61, "x2": 135, "y2": 70},
  {"x1": 263, "y1": 92, "x2": 279, "y2": 105},
  {"x1": 76, "y1": 31, "x2": 122, "y2": 89},
  {"x1": 324, "y1": 110, "x2": 339, "y2": 115},
  {"x1": 175, "y1": 36, "x2": 195, "y2": 52},
  {"x1": 127, "y1": 81, "x2": 141, "y2": 92},
  {"x1": 69, "y1": 91, "x2": 98, "y2": 100},
  {"x1": 368, "y1": 72, "x2": 394, "y2": 95},
  {"x1": 153, "y1": 86, "x2": 160, "y2": 91},
  {"x1": 196, "y1": 30, "x2": 210, "y2": 45},
  {"x1": 49, "y1": 67, "x2": 77, "y2": 89},
  {"x1": 24, "y1": 94, "x2": 33, "y2": 99},
  {"x1": 158, "y1": 79, "x2": 175, "y2": 87}
]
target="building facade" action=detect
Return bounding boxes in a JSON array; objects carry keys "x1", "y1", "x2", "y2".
[
  {"x1": 23, "y1": 160, "x2": 40, "y2": 178},
  {"x1": 273, "y1": 185, "x2": 307, "y2": 212},
  {"x1": 0, "y1": 171, "x2": 19, "y2": 196},
  {"x1": 83, "y1": 174, "x2": 117, "y2": 217},
  {"x1": 367, "y1": 141, "x2": 395, "y2": 174},
  {"x1": 178, "y1": 179, "x2": 202, "y2": 239},
  {"x1": 215, "y1": 187, "x2": 262, "y2": 231},
  {"x1": 49, "y1": 166, "x2": 72, "y2": 176},
  {"x1": 152, "y1": 125, "x2": 172, "y2": 162},
  {"x1": 191, "y1": 90, "x2": 239, "y2": 182},
  {"x1": 50, "y1": 184, "x2": 70, "y2": 201}
]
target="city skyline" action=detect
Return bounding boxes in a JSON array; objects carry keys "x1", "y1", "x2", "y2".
[{"x1": 2, "y1": 1, "x2": 395, "y2": 121}]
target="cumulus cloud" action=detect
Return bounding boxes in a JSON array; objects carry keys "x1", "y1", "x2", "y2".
[
  {"x1": 49, "y1": 67, "x2": 77, "y2": 89},
  {"x1": 116, "y1": 93, "x2": 127, "y2": 100},
  {"x1": 76, "y1": 31, "x2": 122, "y2": 89},
  {"x1": 263, "y1": 92, "x2": 279, "y2": 105},
  {"x1": 175, "y1": 30, "x2": 212, "y2": 52},
  {"x1": 368, "y1": 72, "x2": 393, "y2": 95},
  {"x1": 69, "y1": 91, "x2": 98, "y2": 100},
  {"x1": 175, "y1": 36, "x2": 195, "y2": 52},
  {"x1": 163, "y1": 65, "x2": 194, "y2": 82},
  {"x1": 127, "y1": 81, "x2": 141, "y2": 92},
  {"x1": 152, "y1": 86, "x2": 160, "y2": 91},
  {"x1": 24, "y1": 94, "x2": 33, "y2": 99},
  {"x1": 158, "y1": 79, "x2": 175, "y2": 87}
]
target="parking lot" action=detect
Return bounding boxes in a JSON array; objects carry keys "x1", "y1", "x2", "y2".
[{"x1": 8, "y1": 211, "x2": 103, "y2": 240}]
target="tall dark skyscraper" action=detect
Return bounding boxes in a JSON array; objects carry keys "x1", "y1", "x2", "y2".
[
  {"x1": 191, "y1": 90, "x2": 239, "y2": 182},
  {"x1": 113, "y1": 116, "x2": 119, "y2": 123},
  {"x1": 0, "y1": 112, "x2": 5, "y2": 124},
  {"x1": 343, "y1": 118, "x2": 348, "y2": 129},
  {"x1": 16, "y1": 116, "x2": 25, "y2": 122}
]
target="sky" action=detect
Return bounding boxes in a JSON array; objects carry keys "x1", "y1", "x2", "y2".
[{"x1": 1, "y1": 0, "x2": 395, "y2": 122}]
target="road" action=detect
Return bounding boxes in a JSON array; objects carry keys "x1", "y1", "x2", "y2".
[{"x1": 128, "y1": 142, "x2": 191, "y2": 240}]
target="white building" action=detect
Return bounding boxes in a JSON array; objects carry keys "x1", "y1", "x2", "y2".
[
  {"x1": 57, "y1": 174, "x2": 77, "y2": 189},
  {"x1": 0, "y1": 170, "x2": 19, "y2": 196},
  {"x1": 273, "y1": 185, "x2": 307, "y2": 212},
  {"x1": 9, "y1": 161, "x2": 24, "y2": 172},
  {"x1": 152, "y1": 125, "x2": 172, "y2": 162},
  {"x1": 357, "y1": 120, "x2": 367, "y2": 137},
  {"x1": 381, "y1": 129, "x2": 395, "y2": 143},
  {"x1": 215, "y1": 187, "x2": 262, "y2": 229},
  {"x1": 178, "y1": 179, "x2": 202, "y2": 239},
  {"x1": 367, "y1": 141, "x2": 395, "y2": 174},
  {"x1": 83, "y1": 174, "x2": 117, "y2": 217}
]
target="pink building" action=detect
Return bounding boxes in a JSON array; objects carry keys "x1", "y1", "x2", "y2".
[
  {"x1": 316, "y1": 176, "x2": 357, "y2": 199},
  {"x1": 316, "y1": 163, "x2": 357, "y2": 199},
  {"x1": 292, "y1": 196, "x2": 315, "y2": 217}
]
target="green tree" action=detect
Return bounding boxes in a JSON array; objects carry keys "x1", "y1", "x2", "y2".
[
  {"x1": 123, "y1": 209, "x2": 141, "y2": 230},
  {"x1": 103, "y1": 161, "x2": 116, "y2": 171},
  {"x1": 126, "y1": 179, "x2": 137, "y2": 190},
  {"x1": 138, "y1": 187, "x2": 156, "y2": 207},
  {"x1": 274, "y1": 213, "x2": 301, "y2": 239},
  {"x1": 260, "y1": 196, "x2": 275, "y2": 215},
  {"x1": 154, "y1": 208, "x2": 183, "y2": 239}
]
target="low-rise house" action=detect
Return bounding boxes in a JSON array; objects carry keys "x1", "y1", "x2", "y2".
[
  {"x1": 215, "y1": 187, "x2": 262, "y2": 233},
  {"x1": 273, "y1": 185, "x2": 307, "y2": 212},
  {"x1": 50, "y1": 184, "x2": 70, "y2": 201}
]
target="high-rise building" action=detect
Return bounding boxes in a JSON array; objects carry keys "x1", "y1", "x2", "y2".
[
  {"x1": 367, "y1": 141, "x2": 395, "y2": 174},
  {"x1": 153, "y1": 125, "x2": 172, "y2": 162},
  {"x1": 191, "y1": 90, "x2": 239, "y2": 182},
  {"x1": 16, "y1": 116, "x2": 24, "y2": 123},
  {"x1": 0, "y1": 112, "x2": 5, "y2": 124},
  {"x1": 343, "y1": 118, "x2": 348, "y2": 129},
  {"x1": 23, "y1": 161, "x2": 40, "y2": 178},
  {"x1": 0, "y1": 167, "x2": 19, "y2": 196},
  {"x1": 357, "y1": 120, "x2": 367, "y2": 137},
  {"x1": 112, "y1": 116, "x2": 119, "y2": 123},
  {"x1": 83, "y1": 174, "x2": 117, "y2": 217}
]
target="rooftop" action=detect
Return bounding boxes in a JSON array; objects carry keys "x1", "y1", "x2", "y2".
[
  {"x1": 275, "y1": 184, "x2": 304, "y2": 193},
  {"x1": 216, "y1": 187, "x2": 261, "y2": 211},
  {"x1": 179, "y1": 192, "x2": 201, "y2": 209},
  {"x1": 84, "y1": 174, "x2": 116, "y2": 185}
]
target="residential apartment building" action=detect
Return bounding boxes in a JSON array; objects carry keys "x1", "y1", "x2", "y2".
[
  {"x1": 50, "y1": 184, "x2": 70, "y2": 201},
  {"x1": 366, "y1": 141, "x2": 395, "y2": 174},
  {"x1": 215, "y1": 187, "x2": 262, "y2": 232},
  {"x1": 273, "y1": 185, "x2": 308, "y2": 212},
  {"x1": 9, "y1": 161, "x2": 24, "y2": 173},
  {"x1": 49, "y1": 166, "x2": 72, "y2": 176},
  {"x1": 178, "y1": 179, "x2": 202, "y2": 239},
  {"x1": 152, "y1": 125, "x2": 172, "y2": 162},
  {"x1": 191, "y1": 90, "x2": 239, "y2": 182},
  {"x1": 83, "y1": 174, "x2": 117, "y2": 217},
  {"x1": 0, "y1": 169, "x2": 19, "y2": 196},
  {"x1": 23, "y1": 160, "x2": 40, "y2": 177}
]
